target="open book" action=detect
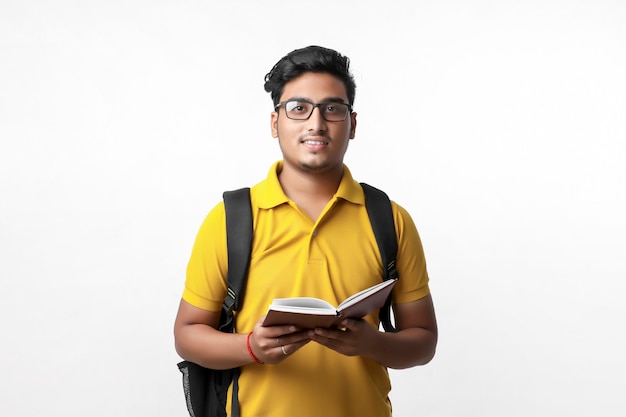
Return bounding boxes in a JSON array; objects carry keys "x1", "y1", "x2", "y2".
[{"x1": 262, "y1": 279, "x2": 397, "y2": 328}]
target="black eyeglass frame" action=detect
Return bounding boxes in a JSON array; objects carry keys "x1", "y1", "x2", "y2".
[{"x1": 274, "y1": 99, "x2": 353, "y2": 122}]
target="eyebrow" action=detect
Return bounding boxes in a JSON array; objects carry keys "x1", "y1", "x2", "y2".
[{"x1": 287, "y1": 96, "x2": 348, "y2": 104}]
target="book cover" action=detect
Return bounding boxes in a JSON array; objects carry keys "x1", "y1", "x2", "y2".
[{"x1": 262, "y1": 279, "x2": 397, "y2": 328}]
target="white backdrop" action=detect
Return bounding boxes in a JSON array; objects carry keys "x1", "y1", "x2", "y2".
[{"x1": 1, "y1": 1, "x2": 625, "y2": 416}]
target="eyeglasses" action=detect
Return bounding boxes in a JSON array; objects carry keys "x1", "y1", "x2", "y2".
[{"x1": 275, "y1": 99, "x2": 352, "y2": 122}]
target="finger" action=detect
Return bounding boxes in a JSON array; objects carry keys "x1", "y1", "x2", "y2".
[
  {"x1": 339, "y1": 318, "x2": 362, "y2": 331},
  {"x1": 309, "y1": 330, "x2": 342, "y2": 349},
  {"x1": 279, "y1": 339, "x2": 310, "y2": 357},
  {"x1": 311, "y1": 327, "x2": 343, "y2": 340},
  {"x1": 256, "y1": 314, "x2": 297, "y2": 329},
  {"x1": 274, "y1": 329, "x2": 311, "y2": 346},
  {"x1": 255, "y1": 320, "x2": 298, "y2": 335}
]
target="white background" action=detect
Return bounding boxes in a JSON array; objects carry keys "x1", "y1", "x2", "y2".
[{"x1": 1, "y1": 1, "x2": 625, "y2": 416}]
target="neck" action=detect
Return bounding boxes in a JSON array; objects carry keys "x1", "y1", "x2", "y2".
[
  {"x1": 279, "y1": 162, "x2": 343, "y2": 196},
  {"x1": 278, "y1": 163, "x2": 344, "y2": 220}
]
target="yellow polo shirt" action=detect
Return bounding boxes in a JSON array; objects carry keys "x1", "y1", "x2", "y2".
[{"x1": 183, "y1": 161, "x2": 430, "y2": 417}]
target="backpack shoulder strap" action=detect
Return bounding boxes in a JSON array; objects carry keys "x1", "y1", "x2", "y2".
[
  {"x1": 221, "y1": 187, "x2": 253, "y2": 328},
  {"x1": 361, "y1": 183, "x2": 399, "y2": 333},
  {"x1": 221, "y1": 187, "x2": 252, "y2": 417}
]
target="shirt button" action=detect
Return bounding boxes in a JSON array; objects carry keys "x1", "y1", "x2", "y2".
[{"x1": 312, "y1": 229, "x2": 318, "y2": 237}]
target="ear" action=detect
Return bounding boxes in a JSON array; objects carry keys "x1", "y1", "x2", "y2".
[
  {"x1": 271, "y1": 111, "x2": 279, "y2": 138},
  {"x1": 349, "y1": 112, "x2": 357, "y2": 139}
]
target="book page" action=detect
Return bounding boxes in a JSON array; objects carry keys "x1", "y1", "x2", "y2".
[
  {"x1": 262, "y1": 297, "x2": 339, "y2": 327},
  {"x1": 270, "y1": 297, "x2": 336, "y2": 311},
  {"x1": 336, "y1": 279, "x2": 397, "y2": 321},
  {"x1": 337, "y1": 279, "x2": 397, "y2": 310}
]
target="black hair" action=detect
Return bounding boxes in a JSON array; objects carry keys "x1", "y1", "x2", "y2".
[{"x1": 264, "y1": 45, "x2": 356, "y2": 107}]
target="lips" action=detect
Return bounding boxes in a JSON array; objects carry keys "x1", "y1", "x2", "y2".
[
  {"x1": 300, "y1": 134, "x2": 330, "y2": 144},
  {"x1": 301, "y1": 138, "x2": 329, "y2": 152}
]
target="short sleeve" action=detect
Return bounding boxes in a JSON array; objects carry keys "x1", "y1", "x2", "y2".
[
  {"x1": 182, "y1": 202, "x2": 229, "y2": 312},
  {"x1": 391, "y1": 202, "x2": 431, "y2": 304}
]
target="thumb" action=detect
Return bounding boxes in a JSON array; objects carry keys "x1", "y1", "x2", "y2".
[{"x1": 340, "y1": 318, "x2": 360, "y2": 331}]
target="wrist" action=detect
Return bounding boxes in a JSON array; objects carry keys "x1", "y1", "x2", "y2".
[{"x1": 246, "y1": 332, "x2": 264, "y2": 364}]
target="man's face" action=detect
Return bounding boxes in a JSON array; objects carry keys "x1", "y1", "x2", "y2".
[{"x1": 271, "y1": 72, "x2": 357, "y2": 175}]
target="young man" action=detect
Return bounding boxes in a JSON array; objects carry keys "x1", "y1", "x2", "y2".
[{"x1": 174, "y1": 45, "x2": 437, "y2": 417}]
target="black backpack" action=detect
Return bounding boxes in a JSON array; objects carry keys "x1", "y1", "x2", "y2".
[{"x1": 178, "y1": 183, "x2": 399, "y2": 417}]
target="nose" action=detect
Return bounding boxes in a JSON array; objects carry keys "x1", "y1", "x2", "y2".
[{"x1": 306, "y1": 106, "x2": 327, "y2": 131}]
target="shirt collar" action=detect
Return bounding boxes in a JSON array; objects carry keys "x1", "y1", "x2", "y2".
[{"x1": 255, "y1": 161, "x2": 365, "y2": 209}]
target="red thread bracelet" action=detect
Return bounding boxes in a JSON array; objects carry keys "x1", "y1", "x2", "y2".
[{"x1": 246, "y1": 332, "x2": 264, "y2": 364}]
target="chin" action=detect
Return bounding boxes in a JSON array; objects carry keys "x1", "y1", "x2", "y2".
[{"x1": 300, "y1": 161, "x2": 331, "y2": 172}]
